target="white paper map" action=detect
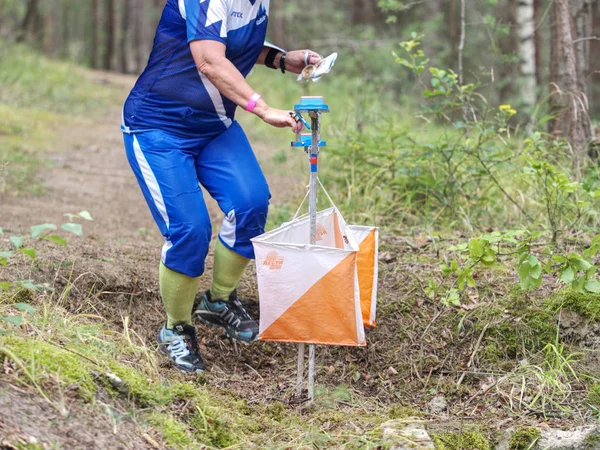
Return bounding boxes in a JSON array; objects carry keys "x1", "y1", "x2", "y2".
[{"x1": 297, "y1": 52, "x2": 338, "y2": 83}]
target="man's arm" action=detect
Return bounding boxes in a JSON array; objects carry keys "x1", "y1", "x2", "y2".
[
  {"x1": 190, "y1": 40, "x2": 302, "y2": 132},
  {"x1": 256, "y1": 45, "x2": 323, "y2": 74}
]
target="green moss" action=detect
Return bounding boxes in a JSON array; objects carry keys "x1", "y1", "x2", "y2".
[
  {"x1": 552, "y1": 289, "x2": 600, "y2": 321},
  {"x1": 149, "y1": 413, "x2": 192, "y2": 448},
  {"x1": 387, "y1": 404, "x2": 423, "y2": 419},
  {"x1": 191, "y1": 408, "x2": 240, "y2": 448},
  {"x1": 432, "y1": 431, "x2": 491, "y2": 450},
  {"x1": 509, "y1": 427, "x2": 541, "y2": 450},
  {"x1": 168, "y1": 383, "x2": 243, "y2": 448},
  {"x1": 264, "y1": 401, "x2": 287, "y2": 421},
  {"x1": 106, "y1": 361, "x2": 171, "y2": 407},
  {"x1": 19, "y1": 443, "x2": 46, "y2": 450},
  {"x1": 584, "y1": 432, "x2": 600, "y2": 450},
  {"x1": 470, "y1": 286, "x2": 557, "y2": 361},
  {"x1": 0, "y1": 335, "x2": 96, "y2": 397},
  {"x1": 482, "y1": 341, "x2": 503, "y2": 362}
]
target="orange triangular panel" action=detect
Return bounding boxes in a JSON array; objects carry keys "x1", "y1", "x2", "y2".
[
  {"x1": 260, "y1": 253, "x2": 360, "y2": 345},
  {"x1": 333, "y1": 211, "x2": 344, "y2": 249},
  {"x1": 357, "y1": 229, "x2": 377, "y2": 328}
]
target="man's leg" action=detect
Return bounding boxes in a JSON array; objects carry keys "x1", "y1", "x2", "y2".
[
  {"x1": 211, "y1": 239, "x2": 250, "y2": 300},
  {"x1": 192, "y1": 122, "x2": 270, "y2": 342},
  {"x1": 124, "y1": 130, "x2": 211, "y2": 371}
]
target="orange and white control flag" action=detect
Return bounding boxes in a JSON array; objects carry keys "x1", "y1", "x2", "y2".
[{"x1": 252, "y1": 207, "x2": 378, "y2": 346}]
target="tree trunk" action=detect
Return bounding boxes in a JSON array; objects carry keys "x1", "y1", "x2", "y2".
[
  {"x1": 549, "y1": 4, "x2": 564, "y2": 137},
  {"x1": 61, "y1": 0, "x2": 69, "y2": 59},
  {"x1": 92, "y1": 0, "x2": 101, "y2": 68},
  {"x1": 533, "y1": 0, "x2": 543, "y2": 88},
  {"x1": 590, "y1": 1, "x2": 600, "y2": 122},
  {"x1": 17, "y1": 0, "x2": 41, "y2": 43},
  {"x1": 271, "y1": 0, "x2": 287, "y2": 48},
  {"x1": 449, "y1": 0, "x2": 458, "y2": 73},
  {"x1": 573, "y1": 0, "x2": 592, "y2": 93},
  {"x1": 517, "y1": 0, "x2": 537, "y2": 111},
  {"x1": 120, "y1": 0, "x2": 131, "y2": 73},
  {"x1": 133, "y1": 0, "x2": 145, "y2": 72},
  {"x1": 350, "y1": 0, "x2": 362, "y2": 25},
  {"x1": 498, "y1": 0, "x2": 518, "y2": 105},
  {"x1": 555, "y1": 0, "x2": 590, "y2": 174},
  {"x1": 43, "y1": 1, "x2": 55, "y2": 55},
  {"x1": 458, "y1": 0, "x2": 466, "y2": 86},
  {"x1": 424, "y1": 0, "x2": 442, "y2": 62},
  {"x1": 573, "y1": 0, "x2": 593, "y2": 140},
  {"x1": 103, "y1": 0, "x2": 115, "y2": 70}
]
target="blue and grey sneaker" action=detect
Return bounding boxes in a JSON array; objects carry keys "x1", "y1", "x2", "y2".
[
  {"x1": 193, "y1": 290, "x2": 259, "y2": 344},
  {"x1": 157, "y1": 323, "x2": 205, "y2": 373}
]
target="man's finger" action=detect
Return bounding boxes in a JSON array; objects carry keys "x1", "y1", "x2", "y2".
[
  {"x1": 291, "y1": 118, "x2": 303, "y2": 133},
  {"x1": 309, "y1": 53, "x2": 322, "y2": 65}
]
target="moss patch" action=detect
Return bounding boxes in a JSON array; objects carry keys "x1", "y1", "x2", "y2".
[
  {"x1": 509, "y1": 426, "x2": 541, "y2": 450},
  {"x1": 148, "y1": 413, "x2": 192, "y2": 448},
  {"x1": 105, "y1": 361, "x2": 171, "y2": 407},
  {"x1": 551, "y1": 289, "x2": 600, "y2": 322},
  {"x1": 584, "y1": 432, "x2": 600, "y2": 450},
  {"x1": 0, "y1": 335, "x2": 97, "y2": 397},
  {"x1": 470, "y1": 286, "x2": 557, "y2": 361},
  {"x1": 432, "y1": 431, "x2": 491, "y2": 450}
]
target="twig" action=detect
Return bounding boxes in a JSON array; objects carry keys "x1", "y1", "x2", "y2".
[
  {"x1": 140, "y1": 432, "x2": 161, "y2": 449},
  {"x1": 457, "y1": 323, "x2": 489, "y2": 386},
  {"x1": 418, "y1": 310, "x2": 444, "y2": 374},
  {"x1": 43, "y1": 339, "x2": 100, "y2": 366},
  {"x1": 573, "y1": 36, "x2": 600, "y2": 43}
]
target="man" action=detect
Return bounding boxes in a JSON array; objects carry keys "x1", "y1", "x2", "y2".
[{"x1": 122, "y1": 0, "x2": 322, "y2": 373}]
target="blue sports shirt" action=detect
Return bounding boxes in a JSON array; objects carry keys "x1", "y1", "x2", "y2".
[{"x1": 122, "y1": 0, "x2": 269, "y2": 138}]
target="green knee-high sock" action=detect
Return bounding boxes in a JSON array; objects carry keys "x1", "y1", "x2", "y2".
[
  {"x1": 210, "y1": 240, "x2": 250, "y2": 301},
  {"x1": 159, "y1": 263, "x2": 200, "y2": 328}
]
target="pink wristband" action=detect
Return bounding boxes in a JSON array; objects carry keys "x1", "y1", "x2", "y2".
[{"x1": 246, "y1": 93, "x2": 262, "y2": 112}]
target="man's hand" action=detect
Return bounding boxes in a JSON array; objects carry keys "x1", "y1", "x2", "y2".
[
  {"x1": 254, "y1": 103, "x2": 304, "y2": 133},
  {"x1": 284, "y1": 50, "x2": 322, "y2": 74}
]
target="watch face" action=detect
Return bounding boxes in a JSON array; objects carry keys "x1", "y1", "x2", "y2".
[{"x1": 300, "y1": 65, "x2": 316, "y2": 80}]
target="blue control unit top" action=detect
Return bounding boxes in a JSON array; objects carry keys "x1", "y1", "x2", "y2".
[{"x1": 294, "y1": 96, "x2": 330, "y2": 113}]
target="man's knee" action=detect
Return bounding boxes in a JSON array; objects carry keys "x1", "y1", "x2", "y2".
[
  {"x1": 165, "y1": 217, "x2": 212, "y2": 277},
  {"x1": 219, "y1": 190, "x2": 270, "y2": 259},
  {"x1": 235, "y1": 183, "x2": 271, "y2": 216}
]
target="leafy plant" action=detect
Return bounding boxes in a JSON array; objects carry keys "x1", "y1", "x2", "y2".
[
  {"x1": 436, "y1": 229, "x2": 600, "y2": 307},
  {"x1": 0, "y1": 211, "x2": 92, "y2": 292}
]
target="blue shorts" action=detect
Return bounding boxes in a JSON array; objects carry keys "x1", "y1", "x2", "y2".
[{"x1": 123, "y1": 122, "x2": 270, "y2": 277}]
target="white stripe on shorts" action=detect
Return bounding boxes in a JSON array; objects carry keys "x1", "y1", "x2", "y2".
[{"x1": 133, "y1": 135, "x2": 170, "y2": 229}]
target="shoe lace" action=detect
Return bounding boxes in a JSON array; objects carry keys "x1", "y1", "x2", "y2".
[
  {"x1": 169, "y1": 334, "x2": 191, "y2": 359},
  {"x1": 230, "y1": 300, "x2": 252, "y2": 322},
  {"x1": 215, "y1": 299, "x2": 252, "y2": 329},
  {"x1": 171, "y1": 325, "x2": 200, "y2": 360},
  {"x1": 219, "y1": 304, "x2": 243, "y2": 328}
]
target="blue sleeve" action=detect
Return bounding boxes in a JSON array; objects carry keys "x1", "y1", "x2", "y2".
[{"x1": 184, "y1": 0, "x2": 228, "y2": 44}]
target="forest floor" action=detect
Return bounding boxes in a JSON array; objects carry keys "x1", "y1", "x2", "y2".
[{"x1": 1, "y1": 67, "x2": 600, "y2": 449}]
